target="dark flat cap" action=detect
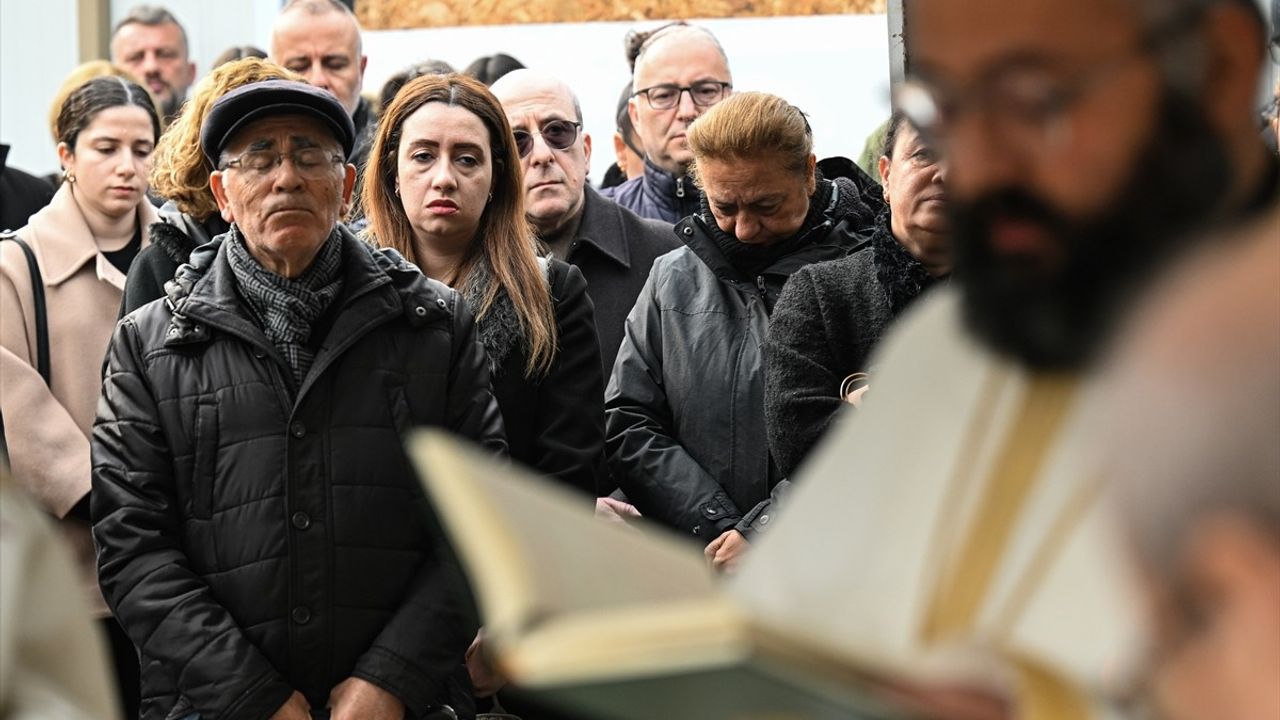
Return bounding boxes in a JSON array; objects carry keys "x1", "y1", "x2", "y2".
[{"x1": 200, "y1": 79, "x2": 356, "y2": 167}]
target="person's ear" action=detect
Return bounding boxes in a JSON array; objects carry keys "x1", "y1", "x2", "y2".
[
  {"x1": 340, "y1": 163, "x2": 357, "y2": 215},
  {"x1": 210, "y1": 170, "x2": 235, "y2": 223},
  {"x1": 185, "y1": 61, "x2": 197, "y2": 86},
  {"x1": 613, "y1": 132, "x2": 629, "y2": 169},
  {"x1": 878, "y1": 155, "x2": 892, "y2": 202},
  {"x1": 628, "y1": 97, "x2": 641, "y2": 131},
  {"x1": 56, "y1": 141, "x2": 74, "y2": 176},
  {"x1": 359, "y1": 54, "x2": 369, "y2": 80},
  {"x1": 581, "y1": 131, "x2": 592, "y2": 167}
]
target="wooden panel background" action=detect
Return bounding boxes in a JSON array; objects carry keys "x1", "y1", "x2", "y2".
[{"x1": 357, "y1": 0, "x2": 886, "y2": 30}]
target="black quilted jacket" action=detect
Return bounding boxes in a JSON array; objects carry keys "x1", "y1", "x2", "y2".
[{"x1": 92, "y1": 227, "x2": 506, "y2": 719}]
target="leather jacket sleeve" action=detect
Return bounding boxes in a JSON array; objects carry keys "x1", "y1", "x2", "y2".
[
  {"x1": 91, "y1": 318, "x2": 295, "y2": 720},
  {"x1": 605, "y1": 272, "x2": 743, "y2": 541}
]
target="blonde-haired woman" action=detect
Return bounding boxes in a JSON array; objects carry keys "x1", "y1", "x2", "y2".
[
  {"x1": 121, "y1": 58, "x2": 303, "y2": 315},
  {"x1": 364, "y1": 72, "x2": 604, "y2": 497},
  {"x1": 606, "y1": 91, "x2": 884, "y2": 571}
]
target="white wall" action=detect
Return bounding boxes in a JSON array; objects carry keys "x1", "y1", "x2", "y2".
[
  {"x1": 363, "y1": 14, "x2": 893, "y2": 183},
  {"x1": 0, "y1": 0, "x2": 81, "y2": 176}
]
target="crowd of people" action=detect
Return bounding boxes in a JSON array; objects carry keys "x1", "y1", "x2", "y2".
[{"x1": 0, "y1": 0, "x2": 1277, "y2": 719}]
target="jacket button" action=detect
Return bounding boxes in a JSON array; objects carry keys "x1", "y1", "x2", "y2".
[
  {"x1": 759, "y1": 514, "x2": 770, "y2": 526},
  {"x1": 682, "y1": 226, "x2": 693, "y2": 236},
  {"x1": 254, "y1": 349, "x2": 266, "y2": 359},
  {"x1": 435, "y1": 298, "x2": 448, "y2": 309},
  {"x1": 291, "y1": 512, "x2": 311, "y2": 530},
  {"x1": 291, "y1": 606, "x2": 311, "y2": 625},
  {"x1": 414, "y1": 305, "x2": 427, "y2": 316},
  {"x1": 290, "y1": 421, "x2": 306, "y2": 438}
]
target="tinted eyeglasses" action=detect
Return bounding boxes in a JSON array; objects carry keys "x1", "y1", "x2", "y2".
[{"x1": 512, "y1": 119, "x2": 582, "y2": 158}]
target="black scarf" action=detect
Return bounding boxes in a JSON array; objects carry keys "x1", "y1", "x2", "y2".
[
  {"x1": 227, "y1": 226, "x2": 345, "y2": 386},
  {"x1": 870, "y1": 210, "x2": 943, "y2": 316},
  {"x1": 701, "y1": 176, "x2": 837, "y2": 279}
]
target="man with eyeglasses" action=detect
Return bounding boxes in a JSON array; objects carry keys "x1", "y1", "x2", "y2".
[
  {"x1": 492, "y1": 69, "x2": 677, "y2": 382},
  {"x1": 92, "y1": 80, "x2": 504, "y2": 720},
  {"x1": 601, "y1": 23, "x2": 734, "y2": 224},
  {"x1": 736, "y1": 0, "x2": 1278, "y2": 716}
]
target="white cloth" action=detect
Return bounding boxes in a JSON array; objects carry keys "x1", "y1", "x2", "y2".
[{"x1": 734, "y1": 287, "x2": 1146, "y2": 708}]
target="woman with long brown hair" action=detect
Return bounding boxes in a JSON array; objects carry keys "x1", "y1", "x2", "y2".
[{"x1": 363, "y1": 73, "x2": 604, "y2": 497}]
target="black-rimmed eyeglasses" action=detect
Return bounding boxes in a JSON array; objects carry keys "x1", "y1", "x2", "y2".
[
  {"x1": 513, "y1": 119, "x2": 582, "y2": 158},
  {"x1": 632, "y1": 81, "x2": 731, "y2": 110}
]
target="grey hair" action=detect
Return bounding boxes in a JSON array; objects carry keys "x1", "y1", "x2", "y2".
[{"x1": 112, "y1": 4, "x2": 190, "y2": 56}]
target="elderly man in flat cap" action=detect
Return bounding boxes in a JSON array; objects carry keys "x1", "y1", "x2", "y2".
[{"x1": 91, "y1": 79, "x2": 505, "y2": 720}]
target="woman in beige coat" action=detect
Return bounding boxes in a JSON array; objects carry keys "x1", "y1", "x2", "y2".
[{"x1": 0, "y1": 75, "x2": 160, "y2": 719}]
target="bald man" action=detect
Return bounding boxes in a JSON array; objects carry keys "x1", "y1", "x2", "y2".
[
  {"x1": 492, "y1": 70, "x2": 677, "y2": 384},
  {"x1": 270, "y1": 0, "x2": 375, "y2": 217},
  {"x1": 601, "y1": 24, "x2": 733, "y2": 223},
  {"x1": 1100, "y1": 214, "x2": 1280, "y2": 720}
]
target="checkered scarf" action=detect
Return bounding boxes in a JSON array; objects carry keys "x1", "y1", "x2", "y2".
[{"x1": 226, "y1": 225, "x2": 344, "y2": 386}]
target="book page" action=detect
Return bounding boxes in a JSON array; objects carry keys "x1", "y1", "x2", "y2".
[{"x1": 409, "y1": 429, "x2": 721, "y2": 641}]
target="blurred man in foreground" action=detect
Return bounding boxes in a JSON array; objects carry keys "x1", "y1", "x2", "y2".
[{"x1": 738, "y1": 0, "x2": 1277, "y2": 714}]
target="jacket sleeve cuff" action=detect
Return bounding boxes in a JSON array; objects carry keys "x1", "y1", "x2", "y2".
[
  {"x1": 219, "y1": 672, "x2": 295, "y2": 720},
  {"x1": 352, "y1": 646, "x2": 444, "y2": 719}
]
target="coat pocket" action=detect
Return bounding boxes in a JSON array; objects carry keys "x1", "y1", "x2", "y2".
[{"x1": 191, "y1": 399, "x2": 218, "y2": 519}]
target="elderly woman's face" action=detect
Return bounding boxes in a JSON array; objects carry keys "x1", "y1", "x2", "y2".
[
  {"x1": 699, "y1": 153, "x2": 815, "y2": 246},
  {"x1": 396, "y1": 102, "x2": 494, "y2": 256},
  {"x1": 879, "y1": 123, "x2": 951, "y2": 276}
]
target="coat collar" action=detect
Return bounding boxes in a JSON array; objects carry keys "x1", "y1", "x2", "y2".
[
  {"x1": 574, "y1": 186, "x2": 632, "y2": 269},
  {"x1": 163, "y1": 224, "x2": 452, "y2": 350},
  {"x1": 24, "y1": 182, "x2": 158, "y2": 290},
  {"x1": 639, "y1": 156, "x2": 696, "y2": 216}
]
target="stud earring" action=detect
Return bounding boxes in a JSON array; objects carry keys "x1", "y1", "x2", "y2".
[{"x1": 64, "y1": 170, "x2": 76, "y2": 184}]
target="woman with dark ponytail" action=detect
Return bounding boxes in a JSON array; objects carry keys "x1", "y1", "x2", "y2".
[{"x1": 0, "y1": 74, "x2": 161, "y2": 718}]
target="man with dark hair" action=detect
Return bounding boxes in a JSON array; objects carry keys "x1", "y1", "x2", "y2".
[
  {"x1": 736, "y1": 0, "x2": 1277, "y2": 714},
  {"x1": 92, "y1": 80, "x2": 504, "y2": 720},
  {"x1": 110, "y1": 4, "x2": 196, "y2": 121}
]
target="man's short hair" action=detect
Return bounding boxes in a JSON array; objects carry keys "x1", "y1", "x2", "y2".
[
  {"x1": 280, "y1": 0, "x2": 358, "y2": 19},
  {"x1": 112, "y1": 5, "x2": 190, "y2": 56}
]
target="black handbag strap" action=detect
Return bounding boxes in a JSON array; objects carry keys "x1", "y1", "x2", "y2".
[{"x1": 1, "y1": 231, "x2": 51, "y2": 386}]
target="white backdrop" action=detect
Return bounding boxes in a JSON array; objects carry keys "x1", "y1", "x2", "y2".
[{"x1": 363, "y1": 14, "x2": 893, "y2": 183}]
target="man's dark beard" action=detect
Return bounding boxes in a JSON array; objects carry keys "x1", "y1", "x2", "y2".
[{"x1": 951, "y1": 92, "x2": 1233, "y2": 371}]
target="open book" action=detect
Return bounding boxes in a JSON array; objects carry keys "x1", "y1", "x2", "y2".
[{"x1": 410, "y1": 430, "x2": 988, "y2": 720}]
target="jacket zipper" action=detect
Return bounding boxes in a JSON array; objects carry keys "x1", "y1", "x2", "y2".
[
  {"x1": 756, "y1": 275, "x2": 768, "y2": 299},
  {"x1": 675, "y1": 176, "x2": 686, "y2": 199}
]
